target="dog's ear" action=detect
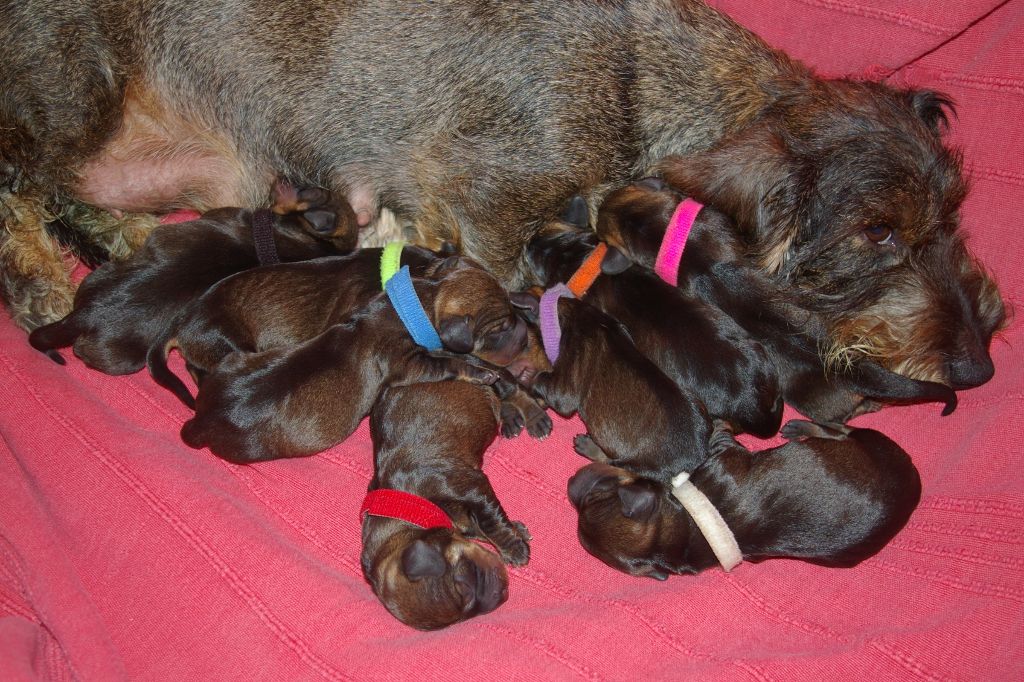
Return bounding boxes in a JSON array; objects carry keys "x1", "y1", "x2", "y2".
[
  {"x1": 438, "y1": 314, "x2": 475, "y2": 353},
  {"x1": 509, "y1": 291, "x2": 540, "y2": 324},
  {"x1": 617, "y1": 483, "x2": 658, "y2": 522},
  {"x1": 905, "y1": 89, "x2": 955, "y2": 135},
  {"x1": 436, "y1": 240, "x2": 459, "y2": 257},
  {"x1": 600, "y1": 245, "x2": 633, "y2": 275},
  {"x1": 560, "y1": 195, "x2": 590, "y2": 228},
  {"x1": 656, "y1": 124, "x2": 802, "y2": 274},
  {"x1": 401, "y1": 539, "x2": 448, "y2": 581}
]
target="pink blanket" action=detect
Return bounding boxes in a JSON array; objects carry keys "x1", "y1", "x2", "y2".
[{"x1": 2, "y1": 1, "x2": 1022, "y2": 679}]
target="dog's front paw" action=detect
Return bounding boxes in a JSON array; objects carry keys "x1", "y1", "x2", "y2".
[
  {"x1": 780, "y1": 419, "x2": 851, "y2": 441},
  {"x1": 522, "y1": 403, "x2": 552, "y2": 440},
  {"x1": 497, "y1": 536, "x2": 530, "y2": 567},
  {"x1": 499, "y1": 402, "x2": 525, "y2": 438},
  {"x1": 573, "y1": 434, "x2": 609, "y2": 461},
  {"x1": 511, "y1": 520, "x2": 532, "y2": 542}
]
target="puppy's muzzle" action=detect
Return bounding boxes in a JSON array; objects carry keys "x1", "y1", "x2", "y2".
[{"x1": 455, "y1": 559, "x2": 508, "y2": 616}]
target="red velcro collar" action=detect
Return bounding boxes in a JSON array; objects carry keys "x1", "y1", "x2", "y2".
[{"x1": 359, "y1": 489, "x2": 454, "y2": 530}]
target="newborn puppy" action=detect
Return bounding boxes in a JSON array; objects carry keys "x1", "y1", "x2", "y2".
[
  {"x1": 568, "y1": 419, "x2": 921, "y2": 580},
  {"x1": 526, "y1": 223, "x2": 782, "y2": 437},
  {"x1": 28, "y1": 183, "x2": 357, "y2": 373},
  {"x1": 362, "y1": 380, "x2": 530, "y2": 630},
  {"x1": 524, "y1": 290, "x2": 712, "y2": 484},
  {"x1": 181, "y1": 264, "x2": 542, "y2": 462},
  {"x1": 595, "y1": 179, "x2": 958, "y2": 422}
]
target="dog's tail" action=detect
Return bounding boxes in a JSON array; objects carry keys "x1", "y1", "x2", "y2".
[
  {"x1": 146, "y1": 337, "x2": 196, "y2": 409},
  {"x1": 850, "y1": 361, "x2": 958, "y2": 416},
  {"x1": 28, "y1": 316, "x2": 83, "y2": 365}
]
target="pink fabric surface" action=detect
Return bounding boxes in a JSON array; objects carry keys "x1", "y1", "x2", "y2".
[{"x1": 2, "y1": 2, "x2": 1023, "y2": 679}]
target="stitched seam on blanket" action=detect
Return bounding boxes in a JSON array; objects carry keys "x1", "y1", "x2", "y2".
[
  {"x1": 513, "y1": 567, "x2": 773, "y2": 681},
  {"x1": 122, "y1": 380, "x2": 370, "y2": 579},
  {"x1": 965, "y1": 164, "x2": 1024, "y2": 188},
  {"x1": 791, "y1": 0, "x2": 954, "y2": 36},
  {"x1": 889, "y1": 538, "x2": 1024, "y2": 570},
  {"x1": 724, "y1": 573, "x2": 949, "y2": 680},
  {"x1": 869, "y1": 640, "x2": 950, "y2": 682},
  {"x1": 919, "y1": 496, "x2": 1024, "y2": 519},
  {"x1": 904, "y1": 67, "x2": 1024, "y2": 95},
  {"x1": 0, "y1": 351, "x2": 353, "y2": 682},
  {"x1": 866, "y1": 556, "x2": 1024, "y2": 603},
  {"x1": 478, "y1": 622, "x2": 607, "y2": 681},
  {"x1": 904, "y1": 520, "x2": 1023, "y2": 544}
]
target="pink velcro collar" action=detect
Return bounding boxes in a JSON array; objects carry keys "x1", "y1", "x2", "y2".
[
  {"x1": 360, "y1": 489, "x2": 454, "y2": 530},
  {"x1": 654, "y1": 198, "x2": 703, "y2": 286}
]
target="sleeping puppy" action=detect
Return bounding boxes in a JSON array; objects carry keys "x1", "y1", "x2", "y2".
[
  {"x1": 523, "y1": 289, "x2": 712, "y2": 485},
  {"x1": 362, "y1": 380, "x2": 530, "y2": 630},
  {"x1": 181, "y1": 264, "x2": 545, "y2": 463},
  {"x1": 28, "y1": 183, "x2": 357, "y2": 374},
  {"x1": 526, "y1": 223, "x2": 782, "y2": 437},
  {"x1": 568, "y1": 419, "x2": 921, "y2": 580},
  {"x1": 595, "y1": 179, "x2": 958, "y2": 423}
]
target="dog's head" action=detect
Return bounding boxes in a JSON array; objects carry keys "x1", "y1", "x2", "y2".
[
  {"x1": 656, "y1": 81, "x2": 1007, "y2": 389},
  {"x1": 427, "y1": 256, "x2": 549, "y2": 376},
  {"x1": 567, "y1": 462, "x2": 692, "y2": 580},
  {"x1": 363, "y1": 524, "x2": 510, "y2": 630}
]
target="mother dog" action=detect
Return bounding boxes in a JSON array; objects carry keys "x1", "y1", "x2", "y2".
[{"x1": 0, "y1": 0, "x2": 1004, "y2": 388}]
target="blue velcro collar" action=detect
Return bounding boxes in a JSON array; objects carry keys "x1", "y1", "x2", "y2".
[{"x1": 384, "y1": 266, "x2": 443, "y2": 350}]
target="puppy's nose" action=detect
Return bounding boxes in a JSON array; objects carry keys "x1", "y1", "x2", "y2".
[
  {"x1": 947, "y1": 352, "x2": 995, "y2": 389},
  {"x1": 472, "y1": 565, "x2": 508, "y2": 615},
  {"x1": 568, "y1": 466, "x2": 608, "y2": 508}
]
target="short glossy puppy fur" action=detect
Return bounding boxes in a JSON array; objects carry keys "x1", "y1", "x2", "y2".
[
  {"x1": 596, "y1": 180, "x2": 958, "y2": 423},
  {"x1": 527, "y1": 223, "x2": 782, "y2": 437},
  {"x1": 362, "y1": 381, "x2": 530, "y2": 630},
  {"x1": 28, "y1": 185, "x2": 357, "y2": 374},
  {"x1": 181, "y1": 265, "x2": 543, "y2": 463},
  {"x1": 568, "y1": 420, "x2": 921, "y2": 580},
  {"x1": 524, "y1": 292, "x2": 711, "y2": 485}
]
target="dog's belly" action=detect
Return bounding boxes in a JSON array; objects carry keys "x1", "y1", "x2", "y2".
[{"x1": 73, "y1": 84, "x2": 271, "y2": 213}]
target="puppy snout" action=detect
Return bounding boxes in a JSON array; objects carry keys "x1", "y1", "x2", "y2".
[
  {"x1": 455, "y1": 562, "x2": 506, "y2": 615},
  {"x1": 947, "y1": 351, "x2": 995, "y2": 389},
  {"x1": 568, "y1": 464, "x2": 618, "y2": 508}
]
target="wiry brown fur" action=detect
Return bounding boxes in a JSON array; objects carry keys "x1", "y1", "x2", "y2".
[{"x1": 0, "y1": 0, "x2": 1003, "y2": 392}]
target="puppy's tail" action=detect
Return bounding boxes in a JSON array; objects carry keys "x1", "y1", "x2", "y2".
[
  {"x1": 28, "y1": 316, "x2": 83, "y2": 365},
  {"x1": 851, "y1": 361, "x2": 958, "y2": 416},
  {"x1": 146, "y1": 338, "x2": 196, "y2": 409}
]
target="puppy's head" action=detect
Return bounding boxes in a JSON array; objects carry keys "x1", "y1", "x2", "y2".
[
  {"x1": 567, "y1": 462, "x2": 688, "y2": 580},
  {"x1": 429, "y1": 256, "x2": 549, "y2": 375},
  {"x1": 363, "y1": 524, "x2": 509, "y2": 630},
  {"x1": 655, "y1": 82, "x2": 1006, "y2": 388}
]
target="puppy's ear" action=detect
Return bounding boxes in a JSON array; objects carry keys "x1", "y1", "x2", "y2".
[
  {"x1": 617, "y1": 484, "x2": 658, "y2": 522},
  {"x1": 656, "y1": 124, "x2": 802, "y2": 274},
  {"x1": 438, "y1": 315, "x2": 475, "y2": 353},
  {"x1": 560, "y1": 195, "x2": 590, "y2": 228},
  {"x1": 509, "y1": 291, "x2": 540, "y2": 324},
  {"x1": 600, "y1": 246, "x2": 633, "y2": 275},
  {"x1": 401, "y1": 539, "x2": 448, "y2": 581},
  {"x1": 905, "y1": 89, "x2": 955, "y2": 135},
  {"x1": 437, "y1": 240, "x2": 459, "y2": 257}
]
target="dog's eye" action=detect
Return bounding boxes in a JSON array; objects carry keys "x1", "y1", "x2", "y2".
[{"x1": 864, "y1": 224, "x2": 894, "y2": 246}]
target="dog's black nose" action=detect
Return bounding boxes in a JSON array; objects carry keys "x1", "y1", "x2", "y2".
[{"x1": 947, "y1": 352, "x2": 995, "y2": 389}]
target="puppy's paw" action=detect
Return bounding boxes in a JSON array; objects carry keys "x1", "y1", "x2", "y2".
[
  {"x1": 573, "y1": 434, "x2": 609, "y2": 461},
  {"x1": 781, "y1": 419, "x2": 851, "y2": 441},
  {"x1": 523, "y1": 403, "x2": 552, "y2": 440},
  {"x1": 499, "y1": 402, "x2": 525, "y2": 438},
  {"x1": 498, "y1": 536, "x2": 530, "y2": 567},
  {"x1": 511, "y1": 520, "x2": 532, "y2": 542}
]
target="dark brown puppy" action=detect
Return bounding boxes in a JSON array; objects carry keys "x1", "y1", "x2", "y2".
[
  {"x1": 363, "y1": 380, "x2": 530, "y2": 630},
  {"x1": 180, "y1": 265, "x2": 544, "y2": 462},
  {"x1": 568, "y1": 419, "x2": 921, "y2": 580},
  {"x1": 27, "y1": 185, "x2": 357, "y2": 374},
  {"x1": 526, "y1": 223, "x2": 783, "y2": 438},
  {"x1": 523, "y1": 291, "x2": 712, "y2": 486},
  {"x1": 596, "y1": 180, "x2": 958, "y2": 424},
  {"x1": 2, "y1": 2, "x2": 1000, "y2": 395}
]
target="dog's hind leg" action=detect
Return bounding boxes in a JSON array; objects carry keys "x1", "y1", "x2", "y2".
[{"x1": 0, "y1": 191, "x2": 74, "y2": 330}]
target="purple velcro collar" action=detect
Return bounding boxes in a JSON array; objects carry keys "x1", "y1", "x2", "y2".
[{"x1": 539, "y1": 283, "x2": 575, "y2": 365}]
